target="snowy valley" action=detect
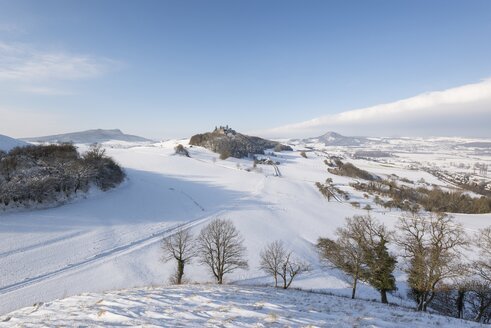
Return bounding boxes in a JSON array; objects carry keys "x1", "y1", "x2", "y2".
[{"x1": 0, "y1": 130, "x2": 490, "y2": 326}]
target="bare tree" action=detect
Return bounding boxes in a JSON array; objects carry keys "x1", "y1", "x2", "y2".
[
  {"x1": 259, "y1": 240, "x2": 286, "y2": 287},
  {"x1": 466, "y1": 279, "x2": 491, "y2": 323},
  {"x1": 317, "y1": 217, "x2": 368, "y2": 299},
  {"x1": 260, "y1": 240, "x2": 309, "y2": 289},
  {"x1": 277, "y1": 252, "x2": 310, "y2": 289},
  {"x1": 474, "y1": 227, "x2": 491, "y2": 283},
  {"x1": 397, "y1": 213, "x2": 468, "y2": 311},
  {"x1": 197, "y1": 218, "x2": 248, "y2": 284},
  {"x1": 162, "y1": 228, "x2": 195, "y2": 284},
  {"x1": 467, "y1": 226, "x2": 491, "y2": 322}
]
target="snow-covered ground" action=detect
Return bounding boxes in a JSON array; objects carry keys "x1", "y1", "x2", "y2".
[
  {"x1": 1, "y1": 136, "x2": 490, "y2": 324},
  {"x1": 0, "y1": 284, "x2": 482, "y2": 327}
]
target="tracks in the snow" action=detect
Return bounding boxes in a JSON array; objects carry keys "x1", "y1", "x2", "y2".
[{"x1": 0, "y1": 215, "x2": 215, "y2": 296}]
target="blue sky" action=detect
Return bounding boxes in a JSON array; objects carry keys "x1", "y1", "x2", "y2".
[{"x1": 1, "y1": 0, "x2": 490, "y2": 139}]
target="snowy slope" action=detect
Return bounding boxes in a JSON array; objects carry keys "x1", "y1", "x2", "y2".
[
  {"x1": 0, "y1": 138, "x2": 490, "y2": 318},
  {"x1": 0, "y1": 134, "x2": 27, "y2": 151},
  {"x1": 0, "y1": 285, "x2": 480, "y2": 328}
]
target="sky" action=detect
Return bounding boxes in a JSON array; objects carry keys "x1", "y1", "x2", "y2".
[{"x1": 0, "y1": 0, "x2": 490, "y2": 139}]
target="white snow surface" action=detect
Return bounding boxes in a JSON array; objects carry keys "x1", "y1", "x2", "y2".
[
  {"x1": 0, "y1": 284, "x2": 481, "y2": 327},
  {"x1": 1, "y1": 137, "x2": 490, "y2": 324}
]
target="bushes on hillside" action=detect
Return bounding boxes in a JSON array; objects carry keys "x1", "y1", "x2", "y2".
[
  {"x1": 327, "y1": 160, "x2": 378, "y2": 181},
  {"x1": 0, "y1": 144, "x2": 124, "y2": 209},
  {"x1": 350, "y1": 179, "x2": 491, "y2": 214}
]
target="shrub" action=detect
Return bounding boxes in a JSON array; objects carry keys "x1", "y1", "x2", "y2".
[
  {"x1": 219, "y1": 149, "x2": 231, "y2": 160},
  {"x1": 0, "y1": 144, "x2": 124, "y2": 209},
  {"x1": 174, "y1": 144, "x2": 190, "y2": 157},
  {"x1": 274, "y1": 144, "x2": 293, "y2": 152}
]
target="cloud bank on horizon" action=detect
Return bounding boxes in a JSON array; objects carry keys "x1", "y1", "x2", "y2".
[{"x1": 261, "y1": 79, "x2": 491, "y2": 139}]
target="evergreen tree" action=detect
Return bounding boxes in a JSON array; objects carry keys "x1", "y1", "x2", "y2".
[{"x1": 363, "y1": 236, "x2": 397, "y2": 304}]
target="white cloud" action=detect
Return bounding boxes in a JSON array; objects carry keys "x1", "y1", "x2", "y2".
[
  {"x1": 0, "y1": 42, "x2": 119, "y2": 82},
  {"x1": 261, "y1": 79, "x2": 491, "y2": 138}
]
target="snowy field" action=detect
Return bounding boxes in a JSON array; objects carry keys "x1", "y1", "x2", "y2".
[
  {"x1": 0, "y1": 137, "x2": 490, "y2": 324},
  {"x1": 0, "y1": 284, "x2": 482, "y2": 327}
]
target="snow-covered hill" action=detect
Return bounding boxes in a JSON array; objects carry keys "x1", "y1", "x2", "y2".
[
  {"x1": 303, "y1": 131, "x2": 367, "y2": 146},
  {"x1": 0, "y1": 134, "x2": 27, "y2": 152},
  {"x1": 0, "y1": 285, "x2": 480, "y2": 327},
  {"x1": 0, "y1": 137, "x2": 490, "y2": 322},
  {"x1": 23, "y1": 129, "x2": 152, "y2": 144}
]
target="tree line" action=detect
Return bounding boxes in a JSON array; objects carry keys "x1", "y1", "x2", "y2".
[
  {"x1": 162, "y1": 218, "x2": 309, "y2": 288},
  {"x1": 0, "y1": 144, "x2": 125, "y2": 209},
  {"x1": 327, "y1": 159, "x2": 378, "y2": 181},
  {"x1": 166, "y1": 215, "x2": 491, "y2": 323}
]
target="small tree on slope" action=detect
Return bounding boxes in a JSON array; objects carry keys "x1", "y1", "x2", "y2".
[
  {"x1": 317, "y1": 215, "x2": 396, "y2": 303},
  {"x1": 317, "y1": 217, "x2": 368, "y2": 299},
  {"x1": 397, "y1": 213, "x2": 467, "y2": 311},
  {"x1": 162, "y1": 228, "x2": 195, "y2": 284},
  {"x1": 363, "y1": 228, "x2": 397, "y2": 304},
  {"x1": 197, "y1": 218, "x2": 248, "y2": 284},
  {"x1": 260, "y1": 240, "x2": 309, "y2": 289}
]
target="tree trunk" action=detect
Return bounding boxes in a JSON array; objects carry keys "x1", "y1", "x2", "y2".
[
  {"x1": 475, "y1": 302, "x2": 487, "y2": 323},
  {"x1": 177, "y1": 260, "x2": 184, "y2": 285},
  {"x1": 351, "y1": 276, "x2": 358, "y2": 299},
  {"x1": 380, "y1": 289, "x2": 388, "y2": 304},
  {"x1": 475, "y1": 308, "x2": 484, "y2": 323},
  {"x1": 422, "y1": 291, "x2": 435, "y2": 312},
  {"x1": 274, "y1": 273, "x2": 278, "y2": 288},
  {"x1": 217, "y1": 274, "x2": 223, "y2": 284},
  {"x1": 417, "y1": 295, "x2": 424, "y2": 311},
  {"x1": 456, "y1": 289, "x2": 465, "y2": 319}
]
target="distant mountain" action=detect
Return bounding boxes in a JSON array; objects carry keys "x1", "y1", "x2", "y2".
[
  {"x1": 0, "y1": 134, "x2": 28, "y2": 152},
  {"x1": 23, "y1": 129, "x2": 152, "y2": 144},
  {"x1": 190, "y1": 126, "x2": 292, "y2": 158},
  {"x1": 304, "y1": 131, "x2": 367, "y2": 146}
]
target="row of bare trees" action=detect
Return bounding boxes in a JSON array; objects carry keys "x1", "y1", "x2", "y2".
[
  {"x1": 162, "y1": 218, "x2": 309, "y2": 288},
  {"x1": 162, "y1": 218, "x2": 248, "y2": 285}
]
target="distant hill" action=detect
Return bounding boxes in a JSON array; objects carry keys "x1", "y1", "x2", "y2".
[
  {"x1": 23, "y1": 129, "x2": 152, "y2": 144},
  {"x1": 190, "y1": 126, "x2": 292, "y2": 159},
  {"x1": 460, "y1": 142, "x2": 491, "y2": 148},
  {"x1": 0, "y1": 134, "x2": 28, "y2": 152},
  {"x1": 304, "y1": 131, "x2": 367, "y2": 146}
]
